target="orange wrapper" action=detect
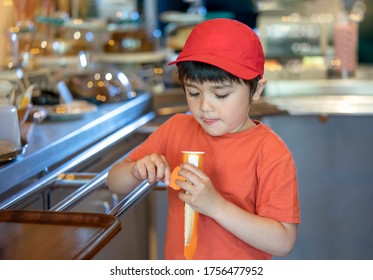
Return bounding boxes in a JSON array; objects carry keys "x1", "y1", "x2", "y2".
[
  {"x1": 169, "y1": 151, "x2": 204, "y2": 259},
  {"x1": 182, "y1": 151, "x2": 204, "y2": 260},
  {"x1": 169, "y1": 166, "x2": 182, "y2": 190}
]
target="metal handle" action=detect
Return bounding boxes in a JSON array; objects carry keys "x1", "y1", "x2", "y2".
[
  {"x1": 50, "y1": 170, "x2": 110, "y2": 211},
  {"x1": 52, "y1": 172, "x2": 157, "y2": 218},
  {"x1": 109, "y1": 180, "x2": 158, "y2": 218},
  {"x1": 56, "y1": 172, "x2": 98, "y2": 185}
]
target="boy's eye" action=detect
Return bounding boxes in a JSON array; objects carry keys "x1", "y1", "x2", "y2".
[
  {"x1": 215, "y1": 93, "x2": 229, "y2": 99},
  {"x1": 188, "y1": 92, "x2": 200, "y2": 97}
]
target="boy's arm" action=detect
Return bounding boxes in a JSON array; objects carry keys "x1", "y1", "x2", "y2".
[
  {"x1": 211, "y1": 198, "x2": 297, "y2": 257},
  {"x1": 107, "y1": 157, "x2": 141, "y2": 195},
  {"x1": 107, "y1": 154, "x2": 171, "y2": 195}
]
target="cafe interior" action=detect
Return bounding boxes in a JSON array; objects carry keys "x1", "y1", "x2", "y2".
[{"x1": 0, "y1": 0, "x2": 372, "y2": 260}]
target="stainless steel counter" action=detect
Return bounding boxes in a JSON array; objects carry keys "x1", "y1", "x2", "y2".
[
  {"x1": 263, "y1": 95, "x2": 373, "y2": 115},
  {"x1": 263, "y1": 66, "x2": 373, "y2": 116},
  {"x1": 0, "y1": 92, "x2": 153, "y2": 197}
]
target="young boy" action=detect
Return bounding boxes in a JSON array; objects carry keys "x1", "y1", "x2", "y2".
[{"x1": 108, "y1": 18, "x2": 300, "y2": 260}]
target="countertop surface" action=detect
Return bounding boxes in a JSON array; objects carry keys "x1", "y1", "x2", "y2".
[
  {"x1": 0, "y1": 92, "x2": 152, "y2": 197},
  {"x1": 263, "y1": 65, "x2": 373, "y2": 115}
]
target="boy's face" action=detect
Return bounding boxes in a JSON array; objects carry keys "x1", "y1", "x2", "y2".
[{"x1": 184, "y1": 79, "x2": 264, "y2": 136}]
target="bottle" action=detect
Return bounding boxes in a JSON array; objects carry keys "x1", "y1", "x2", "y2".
[{"x1": 333, "y1": 11, "x2": 358, "y2": 77}]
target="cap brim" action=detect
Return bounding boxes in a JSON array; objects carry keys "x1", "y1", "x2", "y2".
[{"x1": 168, "y1": 54, "x2": 261, "y2": 80}]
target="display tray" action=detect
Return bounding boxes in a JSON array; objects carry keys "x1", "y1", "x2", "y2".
[{"x1": 0, "y1": 209, "x2": 121, "y2": 260}]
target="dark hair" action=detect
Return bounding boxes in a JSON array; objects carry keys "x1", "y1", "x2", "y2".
[{"x1": 177, "y1": 61, "x2": 260, "y2": 101}]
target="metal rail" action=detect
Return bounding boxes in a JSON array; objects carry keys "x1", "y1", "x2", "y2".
[
  {"x1": 55, "y1": 172, "x2": 98, "y2": 185},
  {"x1": 109, "y1": 180, "x2": 157, "y2": 218},
  {"x1": 50, "y1": 161, "x2": 157, "y2": 216},
  {"x1": 50, "y1": 169, "x2": 110, "y2": 212}
]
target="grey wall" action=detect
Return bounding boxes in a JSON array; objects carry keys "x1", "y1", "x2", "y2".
[{"x1": 263, "y1": 115, "x2": 373, "y2": 259}]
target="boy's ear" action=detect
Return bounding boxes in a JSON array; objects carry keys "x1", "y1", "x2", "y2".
[{"x1": 252, "y1": 78, "x2": 267, "y2": 101}]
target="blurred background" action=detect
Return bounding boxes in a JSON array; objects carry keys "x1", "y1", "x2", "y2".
[{"x1": 1, "y1": 0, "x2": 373, "y2": 260}]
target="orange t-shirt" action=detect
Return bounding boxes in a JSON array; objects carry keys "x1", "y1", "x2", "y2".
[{"x1": 130, "y1": 114, "x2": 300, "y2": 259}]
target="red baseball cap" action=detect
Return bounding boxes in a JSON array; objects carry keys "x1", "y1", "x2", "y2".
[{"x1": 168, "y1": 18, "x2": 265, "y2": 79}]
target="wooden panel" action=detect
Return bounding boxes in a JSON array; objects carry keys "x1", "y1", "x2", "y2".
[{"x1": 0, "y1": 210, "x2": 121, "y2": 260}]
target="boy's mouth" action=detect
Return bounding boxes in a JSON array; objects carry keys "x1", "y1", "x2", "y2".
[{"x1": 202, "y1": 118, "x2": 219, "y2": 126}]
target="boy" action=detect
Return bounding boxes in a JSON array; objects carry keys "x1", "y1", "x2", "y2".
[{"x1": 108, "y1": 18, "x2": 300, "y2": 259}]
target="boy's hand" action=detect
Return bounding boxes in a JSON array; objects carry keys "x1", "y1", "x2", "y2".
[
  {"x1": 132, "y1": 153, "x2": 171, "y2": 184},
  {"x1": 176, "y1": 163, "x2": 225, "y2": 218}
]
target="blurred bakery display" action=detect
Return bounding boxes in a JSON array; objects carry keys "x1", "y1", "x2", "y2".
[
  {"x1": 0, "y1": 0, "x2": 371, "y2": 87},
  {"x1": 0, "y1": 0, "x2": 169, "y2": 110},
  {"x1": 0, "y1": 0, "x2": 162, "y2": 70}
]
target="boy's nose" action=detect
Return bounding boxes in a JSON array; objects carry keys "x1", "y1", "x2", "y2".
[{"x1": 199, "y1": 95, "x2": 213, "y2": 112}]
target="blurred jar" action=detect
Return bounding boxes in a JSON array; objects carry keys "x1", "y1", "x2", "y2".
[
  {"x1": 333, "y1": 12, "x2": 358, "y2": 77},
  {"x1": 104, "y1": 25, "x2": 155, "y2": 53},
  {"x1": 53, "y1": 18, "x2": 108, "y2": 55},
  {"x1": 0, "y1": 105, "x2": 21, "y2": 154},
  {"x1": 95, "y1": 0, "x2": 137, "y2": 22}
]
